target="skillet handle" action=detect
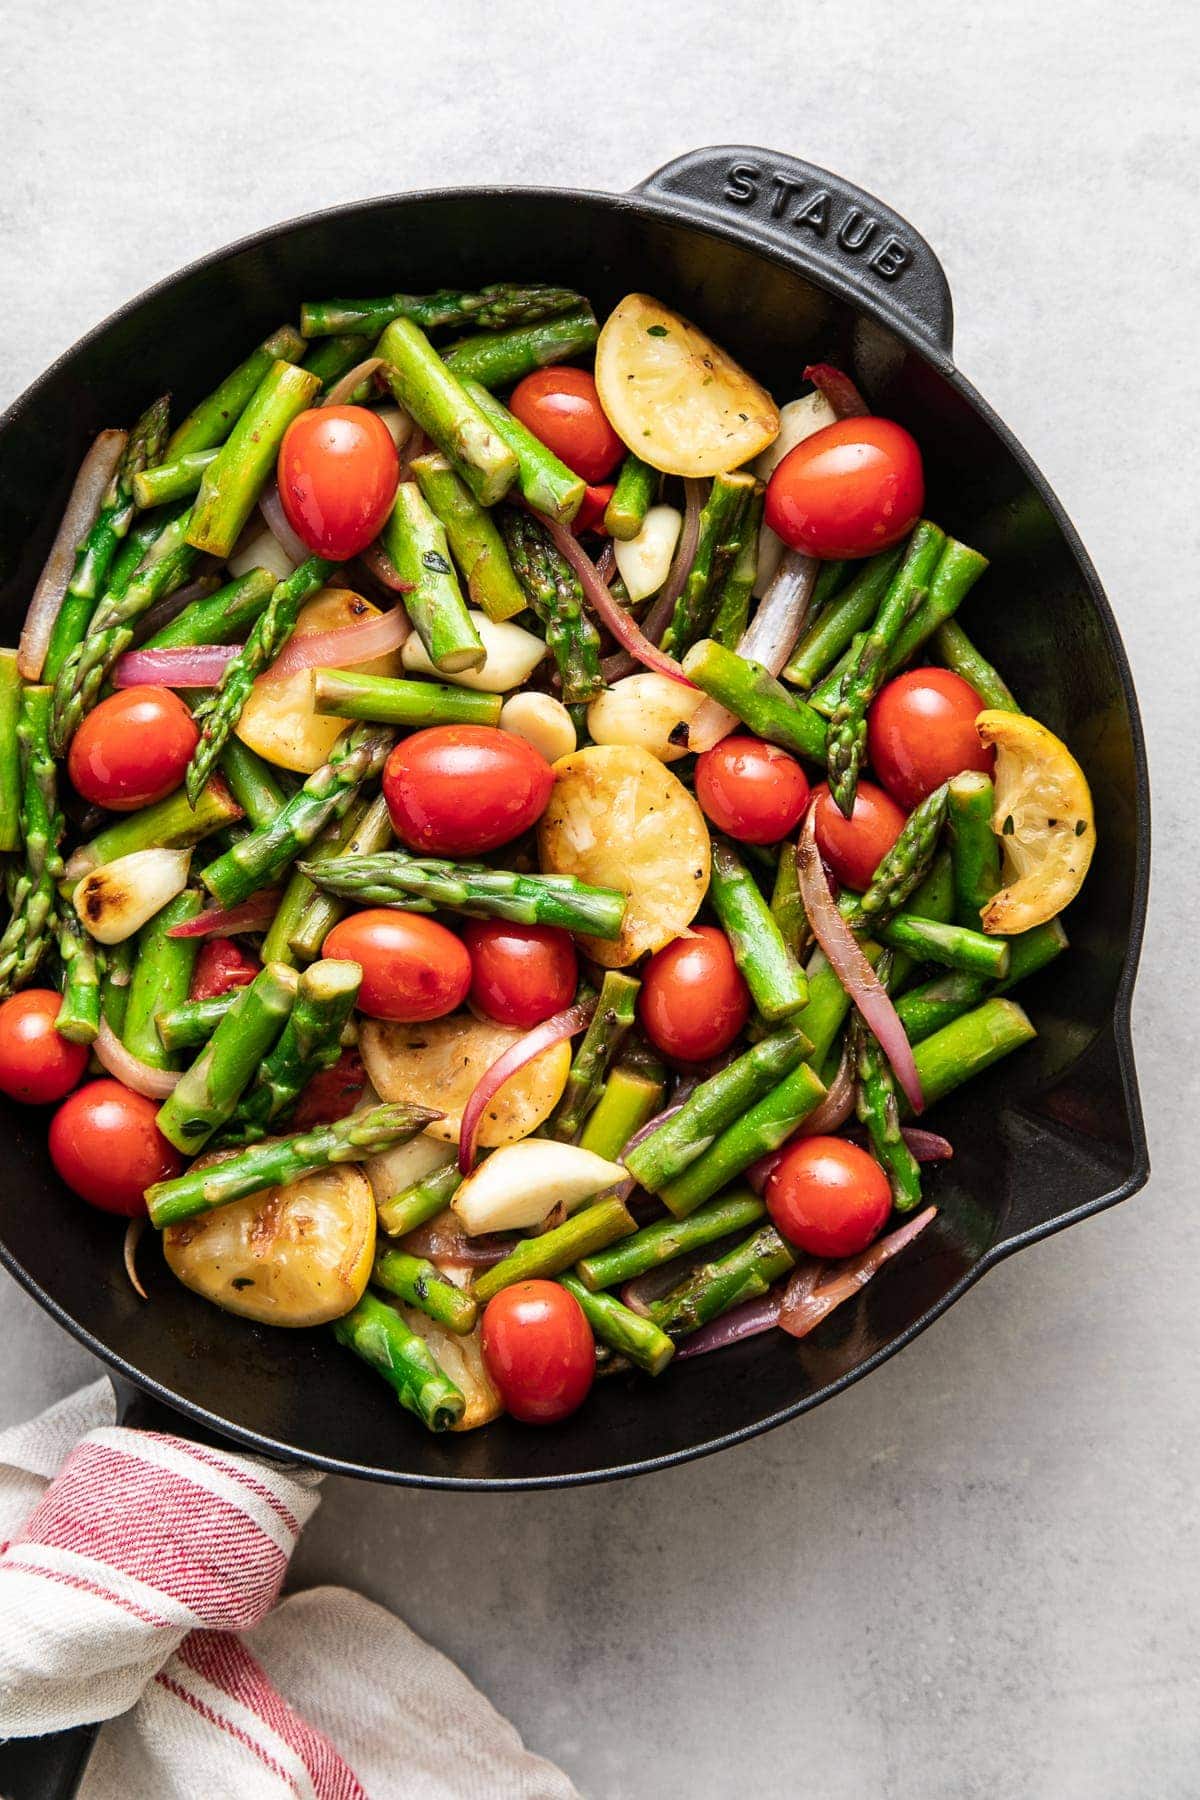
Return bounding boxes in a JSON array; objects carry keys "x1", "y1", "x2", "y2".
[{"x1": 634, "y1": 146, "x2": 954, "y2": 357}]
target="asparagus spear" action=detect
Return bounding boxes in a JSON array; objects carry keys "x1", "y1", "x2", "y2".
[
  {"x1": 624, "y1": 1026, "x2": 812, "y2": 1194},
  {"x1": 550, "y1": 972, "x2": 640, "y2": 1142},
  {"x1": 200, "y1": 722, "x2": 393, "y2": 909},
  {"x1": 155, "y1": 991, "x2": 237, "y2": 1054},
  {"x1": 878, "y1": 912, "x2": 1010, "y2": 979},
  {"x1": 770, "y1": 833, "x2": 808, "y2": 962},
  {"x1": 845, "y1": 783, "x2": 949, "y2": 928},
  {"x1": 312, "y1": 668, "x2": 500, "y2": 731},
  {"x1": 132, "y1": 447, "x2": 218, "y2": 511},
  {"x1": 680, "y1": 640, "x2": 827, "y2": 761},
  {"x1": 559, "y1": 1274, "x2": 675, "y2": 1376},
  {"x1": 372, "y1": 1249, "x2": 478, "y2": 1334},
  {"x1": 55, "y1": 911, "x2": 101, "y2": 1043},
  {"x1": 166, "y1": 324, "x2": 307, "y2": 458},
  {"x1": 220, "y1": 959, "x2": 361, "y2": 1144},
  {"x1": 0, "y1": 650, "x2": 20, "y2": 854},
  {"x1": 0, "y1": 688, "x2": 63, "y2": 996},
  {"x1": 155, "y1": 962, "x2": 297, "y2": 1154},
  {"x1": 947, "y1": 771, "x2": 1002, "y2": 927},
  {"x1": 711, "y1": 487, "x2": 764, "y2": 649},
  {"x1": 300, "y1": 333, "x2": 374, "y2": 388},
  {"x1": 649, "y1": 1224, "x2": 795, "y2": 1336},
  {"x1": 792, "y1": 941, "x2": 882, "y2": 1068},
  {"x1": 375, "y1": 318, "x2": 517, "y2": 507},
  {"x1": 442, "y1": 303, "x2": 599, "y2": 389},
  {"x1": 851, "y1": 979, "x2": 922, "y2": 1212},
  {"x1": 659, "y1": 1061, "x2": 826, "y2": 1218},
  {"x1": 376, "y1": 1160, "x2": 462, "y2": 1238},
  {"x1": 302, "y1": 284, "x2": 583, "y2": 340},
  {"x1": 894, "y1": 919, "x2": 1067, "y2": 1043},
  {"x1": 934, "y1": 619, "x2": 1018, "y2": 711},
  {"x1": 411, "y1": 452, "x2": 527, "y2": 622},
  {"x1": 216, "y1": 739, "x2": 290, "y2": 831},
  {"x1": 709, "y1": 839, "x2": 808, "y2": 1020},
  {"x1": 332, "y1": 1291, "x2": 465, "y2": 1432},
  {"x1": 604, "y1": 453, "x2": 659, "y2": 541},
  {"x1": 660, "y1": 474, "x2": 755, "y2": 657},
  {"x1": 471, "y1": 1197, "x2": 637, "y2": 1305},
  {"x1": 577, "y1": 1066, "x2": 663, "y2": 1161},
  {"x1": 576, "y1": 1188, "x2": 766, "y2": 1290},
  {"x1": 887, "y1": 847, "x2": 956, "y2": 991},
  {"x1": 904, "y1": 998, "x2": 1036, "y2": 1114},
  {"x1": 296, "y1": 851, "x2": 627, "y2": 938},
  {"x1": 461, "y1": 380, "x2": 584, "y2": 522},
  {"x1": 67, "y1": 779, "x2": 242, "y2": 876},
  {"x1": 783, "y1": 548, "x2": 904, "y2": 688},
  {"x1": 140, "y1": 567, "x2": 276, "y2": 651},
  {"x1": 187, "y1": 361, "x2": 320, "y2": 557},
  {"x1": 381, "y1": 482, "x2": 485, "y2": 673},
  {"x1": 502, "y1": 510, "x2": 603, "y2": 702},
  {"x1": 185, "y1": 556, "x2": 338, "y2": 803},
  {"x1": 42, "y1": 509, "x2": 167, "y2": 686},
  {"x1": 122, "y1": 890, "x2": 202, "y2": 1070},
  {"x1": 99, "y1": 938, "x2": 134, "y2": 1036},
  {"x1": 283, "y1": 792, "x2": 393, "y2": 965}
]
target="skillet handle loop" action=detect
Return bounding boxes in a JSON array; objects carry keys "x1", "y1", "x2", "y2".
[{"x1": 634, "y1": 146, "x2": 954, "y2": 357}]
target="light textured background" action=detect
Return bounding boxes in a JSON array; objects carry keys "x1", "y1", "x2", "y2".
[{"x1": 1, "y1": 2, "x2": 1196, "y2": 1795}]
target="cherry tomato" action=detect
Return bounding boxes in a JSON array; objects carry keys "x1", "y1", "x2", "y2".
[
  {"x1": 0, "y1": 991, "x2": 90, "y2": 1105},
  {"x1": 383, "y1": 725, "x2": 554, "y2": 857},
  {"x1": 811, "y1": 780, "x2": 906, "y2": 891},
  {"x1": 481, "y1": 1279, "x2": 594, "y2": 1424},
  {"x1": 277, "y1": 406, "x2": 400, "y2": 560},
  {"x1": 764, "y1": 417, "x2": 924, "y2": 560},
  {"x1": 867, "y1": 667, "x2": 993, "y2": 809},
  {"x1": 189, "y1": 938, "x2": 261, "y2": 1001},
  {"x1": 462, "y1": 920, "x2": 577, "y2": 1030},
  {"x1": 766, "y1": 1135, "x2": 892, "y2": 1258},
  {"x1": 291, "y1": 1048, "x2": 367, "y2": 1130},
  {"x1": 572, "y1": 484, "x2": 615, "y2": 536},
  {"x1": 638, "y1": 925, "x2": 750, "y2": 1063},
  {"x1": 48, "y1": 1079, "x2": 183, "y2": 1215},
  {"x1": 67, "y1": 687, "x2": 197, "y2": 812},
  {"x1": 509, "y1": 368, "x2": 624, "y2": 484},
  {"x1": 323, "y1": 909, "x2": 470, "y2": 1022},
  {"x1": 694, "y1": 737, "x2": 810, "y2": 845}
]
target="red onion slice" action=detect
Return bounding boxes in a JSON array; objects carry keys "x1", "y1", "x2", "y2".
[
  {"x1": 675, "y1": 1290, "x2": 783, "y2": 1358},
  {"x1": 262, "y1": 604, "x2": 410, "y2": 683},
  {"x1": 123, "y1": 1216, "x2": 149, "y2": 1300},
  {"x1": 321, "y1": 356, "x2": 385, "y2": 409},
  {"x1": 94, "y1": 1018, "x2": 179, "y2": 1099},
  {"x1": 778, "y1": 1205, "x2": 937, "y2": 1338},
  {"x1": 537, "y1": 511, "x2": 695, "y2": 687},
  {"x1": 358, "y1": 540, "x2": 415, "y2": 594},
  {"x1": 640, "y1": 476, "x2": 705, "y2": 647},
  {"x1": 846, "y1": 1125, "x2": 954, "y2": 1163},
  {"x1": 458, "y1": 1000, "x2": 596, "y2": 1174},
  {"x1": 803, "y1": 363, "x2": 869, "y2": 418},
  {"x1": 259, "y1": 481, "x2": 313, "y2": 568},
  {"x1": 167, "y1": 890, "x2": 283, "y2": 938},
  {"x1": 19, "y1": 429, "x2": 127, "y2": 680},
  {"x1": 796, "y1": 812, "x2": 924, "y2": 1114},
  {"x1": 113, "y1": 644, "x2": 239, "y2": 688},
  {"x1": 400, "y1": 1214, "x2": 512, "y2": 1268},
  {"x1": 688, "y1": 548, "x2": 818, "y2": 750}
]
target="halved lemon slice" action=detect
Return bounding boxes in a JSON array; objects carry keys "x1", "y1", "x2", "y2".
[
  {"x1": 594, "y1": 294, "x2": 779, "y2": 477},
  {"x1": 977, "y1": 710, "x2": 1096, "y2": 933}
]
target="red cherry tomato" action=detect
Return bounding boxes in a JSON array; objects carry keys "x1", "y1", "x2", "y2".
[
  {"x1": 867, "y1": 667, "x2": 993, "y2": 809},
  {"x1": 48, "y1": 1079, "x2": 183, "y2": 1215},
  {"x1": 509, "y1": 368, "x2": 624, "y2": 484},
  {"x1": 572, "y1": 483, "x2": 615, "y2": 536},
  {"x1": 383, "y1": 725, "x2": 554, "y2": 857},
  {"x1": 481, "y1": 1280, "x2": 594, "y2": 1424},
  {"x1": 277, "y1": 406, "x2": 400, "y2": 560},
  {"x1": 694, "y1": 737, "x2": 811, "y2": 845},
  {"x1": 323, "y1": 909, "x2": 470, "y2": 1022},
  {"x1": 638, "y1": 925, "x2": 751, "y2": 1063},
  {"x1": 290, "y1": 1048, "x2": 367, "y2": 1130},
  {"x1": 0, "y1": 990, "x2": 90, "y2": 1105},
  {"x1": 764, "y1": 417, "x2": 924, "y2": 560},
  {"x1": 766, "y1": 1136, "x2": 892, "y2": 1257},
  {"x1": 67, "y1": 687, "x2": 198, "y2": 812},
  {"x1": 811, "y1": 780, "x2": 906, "y2": 891},
  {"x1": 189, "y1": 938, "x2": 261, "y2": 1001},
  {"x1": 462, "y1": 920, "x2": 577, "y2": 1030}
]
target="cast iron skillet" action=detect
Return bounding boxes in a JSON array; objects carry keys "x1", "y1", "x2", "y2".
[{"x1": 0, "y1": 147, "x2": 1150, "y2": 1494}]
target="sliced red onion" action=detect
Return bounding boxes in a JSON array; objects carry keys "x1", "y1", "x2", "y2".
[
  {"x1": 94, "y1": 1018, "x2": 179, "y2": 1099},
  {"x1": 804, "y1": 362, "x2": 869, "y2": 418},
  {"x1": 458, "y1": 1000, "x2": 595, "y2": 1173},
  {"x1": 537, "y1": 511, "x2": 695, "y2": 687},
  {"x1": 358, "y1": 540, "x2": 415, "y2": 594},
  {"x1": 675, "y1": 1290, "x2": 783, "y2": 1358},
  {"x1": 167, "y1": 890, "x2": 283, "y2": 939},
  {"x1": 796, "y1": 812, "x2": 924, "y2": 1114},
  {"x1": 642, "y1": 477, "x2": 705, "y2": 645},
  {"x1": 259, "y1": 481, "x2": 312, "y2": 567},
  {"x1": 745, "y1": 1151, "x2": 782, "y2": 1196},
  {"x1": 123, "y1": 1216, "x2": 149, "y2": 1300},
  {"x1": 845, "y1": 1125, "x2": 953, "y2": 1162},
  {"x1": 687, "y1": 548, "x2": 818, "y2": 750},
  {"x1": 262, "y1": 604, "x2": 410, "y2": 683},
  {"x1": 778, "y1": 1205, "x2": 937, "y2": 1339},
  {"x1": 400, "y1": 1214, "x2": 512, "y2": 1268},
  {"x1": 321, "y1": 356, "x2": 385, "y2": 409},
  {"x1": 19, "y1": 430, "x2": 127, "y2": 679},
  {"x1": 129, "y1": 573, "x2": 223, "y2": 648},
  {"x1": 113, "y1": 644, "x2": 239, "y2": 688}
]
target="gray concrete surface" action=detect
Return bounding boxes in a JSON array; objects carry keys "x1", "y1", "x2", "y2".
[{"x1": 1, "y1": 2, "x2": 1196, "y2": 1793}]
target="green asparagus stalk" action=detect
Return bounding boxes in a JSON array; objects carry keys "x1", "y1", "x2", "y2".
[
  {"x1": 166, "y1": 324, "x2": 307, "y2": 458},
  {"x1": 709, "y1": 839, "x2": 808, "y2": 1020},
  {"x1": 659, "y1": 1060, "x2": 826, "y2": 1218},
  {"x1": 154, "y1": 962, "x2": 298, "y2": 1154},
  {"x1": 904, "y1": 998, "x2": 1036, "y2": 1115},
  {"x1": 132, "y1": 448, "x2": 218, "y2": 511},
  {"x1": 372, "y1": 1249, "x2": 478, "y2": 1334},
  {"x1": 442, "y1": 303, "x2": 598, "y2": 389},
  {"x1": 187, "y1": 361, "x2": 320, "y2": 557},
  {"x1": 375, "y1": 318, "x2": 518, "y2": 507},
  {"x1": 887, "y1": 847, "x2": 956, "y2": 991},
  {"x1": 559, "y1": 1274, "x2": 675, "y2": 1375},
  {"x1": 67, "y1": 780, "x2": 243, "y2": 878},
  {"x1": 472, "y1": 1197, "x2": 637, "y2": 1305},
  {"x1": 99, "y1": 938, "x2": 134, "y2": 1037},
  {"x1": 221, "y1": 959, "x2": 361, "y2": 1143},
  {"x1": 140, "y1": 567, "x2": 276, "y2": 651},
  {"x1": 894, "y1": 919, "x2": 1067, "y2": 1043},
  {"x1": 851, "y1": 980, "x2": 922, "y2": 1212},
  {"x1": 155, "y1": 991, "x2": 237, "y2": 1054},
  {"x1": 55, "y1": 911, "x2": 101, "y2": 1043},
  {"x1": 550, "y1": 972, "x2": 640, "y2": 1142},
  {"x1": 576, "y1": 1188, "x2": 766, "y2": 1291},
  {"x1": 502, "y1": 510, "x2": 603, "y2": 702},
  {"x1": 604, "y1": 453, "x2": 659, "y2": 541},
  {"x1": 0, "y1": 650, "x2": 21, "y2": 854},
  {"x1": 810, "y1": 559, "x2": 850, "y2": 610},
  {"x1": 0, "y1": 688, "x2": 63, "y2": 996},
  {"x1": 300, "y1": 333, "x2": 374, "y2": 388},
  {"x1": 332, "y1": 1291, "x2": 465, "y2": 1431},
  {"x1": 42, "y1": 509, "x2": 169, "y2": 686},
  {"x1": 649, "y1": 1224, "x2": 795, "y2": 1336},
  {"x1": 200, "y1": 722, "x2": 393, "y2": 910},
  {"x1": 411, "y1": 452, "x2": 526, "y2": 622},
  {"x1": 296, "y1": 850, "x2": 626, "y2": 938},
  {"x1": 934, "y1": 619, "x2": 1018, "y2": 711},
  {"x1": 878, "y1": 911, "x2": 1010, "y2": 979},
  {"x1": 845, "y1": 783, "x2": 949, "y2": 928},
  {"x1": 783, "y1": 548, "x2": 904, "y2": 688},
  {"x1": 461, "y1": 380, "x2": 584, "y2": 522},
  {"x1": 660, "y1": 474, "x2": 755, "y2": 657},
  {"x1": 577, "y1": 1066, "x2": 664, "y2": 1161},
  {"x1": 624, "y1": 1026, "x2": 812, "y2": 1195},
  {"x1": 313, "y1": 667, "x2": 501, "y2": 729},
  {"x1": 376, "y1": 1160, "x2": 462, "y2": 1238},
  {"x1": 947, "y1": 771, "x2": 1002, "y2": 927},
  {"x1": 122, "y1": 890, "x2": 202, "y2": 1070},
  {"x1": 186, "y1": 556, "x2": 338, "y2": 804},
  {"x1": 711, "y1": 487, "x2": 765, "y2": 649},
  {"x1": 680, "y1": 639, "x2": 827, "y2": 761},
  {"x1": 302, "y1": 284, "x2": 583, "y2": 340},
  {"x1": 381, "y1": 482, "x2": 485, "y2": 673},
  {"x1": 770, "y1": 833, "x2": 808, "y2": 962},
  {"x1": 283, "y1": 792, "x2": 393, "y2": 964},
  {"x1": 216, "y1": 739, "x2": 290, "y2": 831}
]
